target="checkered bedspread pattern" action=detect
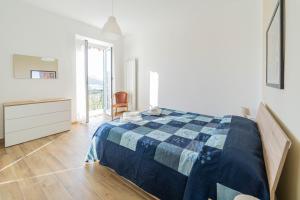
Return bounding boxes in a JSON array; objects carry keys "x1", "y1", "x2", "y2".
[{"x1": 91, "y1": 108, "x2": 232, "y2": 176}]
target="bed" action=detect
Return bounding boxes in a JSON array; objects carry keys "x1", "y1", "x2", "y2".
[{"x1": 86, "y1": 103, "x2": 291, "y2": 200}]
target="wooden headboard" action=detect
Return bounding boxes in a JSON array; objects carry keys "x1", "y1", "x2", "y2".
[{"x1": 256, "y1": 103, "x2": 291, "y2": 200}]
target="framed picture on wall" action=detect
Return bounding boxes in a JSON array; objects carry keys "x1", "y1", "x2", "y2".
[
  {"x1": 31, "y1": 70, "x2": 57, "y2": 79},
  {"x1": 266, "y1": 0, "x2": 284, "y2": 89}
]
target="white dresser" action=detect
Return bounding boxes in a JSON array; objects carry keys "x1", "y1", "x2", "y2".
[{"x1": 3, "y1": 99, "x2": 71, "y2": 147}]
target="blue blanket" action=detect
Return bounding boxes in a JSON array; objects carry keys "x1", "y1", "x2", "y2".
[{"x1": 86, "y1": 108, "x2": 269, "y2": 200}]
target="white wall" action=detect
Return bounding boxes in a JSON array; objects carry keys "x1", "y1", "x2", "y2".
[
  {"x1": 262, "y1": 0, "x2": 300, "y2": 199},
  {"x1": 123, "y1": 0, "x2": 262, "y2": 116},
  {"x1": 0, "y1": 0, "x2": 123, "y2": 138}
]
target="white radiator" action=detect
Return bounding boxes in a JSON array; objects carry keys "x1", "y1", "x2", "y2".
[{"x1": 124, "y1": 59, "x2": 137, "y2": 111}]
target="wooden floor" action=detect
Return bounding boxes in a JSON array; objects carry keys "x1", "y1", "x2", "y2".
[{"x1": 0, "y1": 117, "x2": 157, "y2": 200}]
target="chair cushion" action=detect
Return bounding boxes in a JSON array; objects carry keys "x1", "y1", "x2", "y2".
[{"x1": 113, "y1": 103, "x2": 128, "y2": 108}]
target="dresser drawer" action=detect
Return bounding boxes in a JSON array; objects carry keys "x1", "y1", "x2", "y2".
[
  {"x1": 4, "y1": 100, "x2": 70, "y2": 120},
  {"x1": 5, "y1": 121, "x2": 71, "y2": 147},
  {"x1": 5, "y1": 111, "x2": 70, "y2": 133}
]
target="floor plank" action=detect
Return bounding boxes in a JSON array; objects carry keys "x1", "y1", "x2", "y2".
[{"x1": 0, "y1": 182, "x2": 24, "y2": 200}]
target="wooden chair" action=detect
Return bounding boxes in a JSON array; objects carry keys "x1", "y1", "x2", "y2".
[{"x1": 113, "y1": 91, "x2": 128, "y2": 118}]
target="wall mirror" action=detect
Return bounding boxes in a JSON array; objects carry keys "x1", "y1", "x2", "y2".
[
  {"x1": 13, "y1": 54, "x2": 58, "y2": 79},
  {"x1": 266, "y1": 1, "x2": 284, "y2": 89}
]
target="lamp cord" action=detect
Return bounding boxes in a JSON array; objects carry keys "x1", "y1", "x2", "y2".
[{"x1": 112, "y1": 0, "x2": 114, "y2": 16}]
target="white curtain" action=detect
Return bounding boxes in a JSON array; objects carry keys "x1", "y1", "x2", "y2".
[{"x1": 76, "y1": 40, "x2": 87, "y2": 123}]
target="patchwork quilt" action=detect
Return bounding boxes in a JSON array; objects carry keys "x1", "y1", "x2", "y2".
[{"x1": 87, "y1": 108, "x2": 269, "y2": 200}]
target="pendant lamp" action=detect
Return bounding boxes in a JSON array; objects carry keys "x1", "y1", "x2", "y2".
[{"x1": 102, "y1": 0, "x2": 122, "y2": 39}]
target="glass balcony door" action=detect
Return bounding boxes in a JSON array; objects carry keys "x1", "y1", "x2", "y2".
[
  {"x1": 87, "y1": 46, "x2": 104, "y2": 118},
  {"x1": 76, "y1": 38, "x2": 113, "y2": 123}
]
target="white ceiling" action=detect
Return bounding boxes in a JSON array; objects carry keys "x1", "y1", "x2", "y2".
[
  {"x1": 19, "y1": 0, "x2": 170, "y2": 33},
  {"x1": 18, "y1": 0, "x2": 203, "y2": 34},
  {"x1": 21, "y1": 0, "x2": 120, "y2": 28}
]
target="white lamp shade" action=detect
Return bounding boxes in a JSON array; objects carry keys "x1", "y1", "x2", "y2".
[{"x1": 102, "y1": 16, "x2": 122, "y2": 40}]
